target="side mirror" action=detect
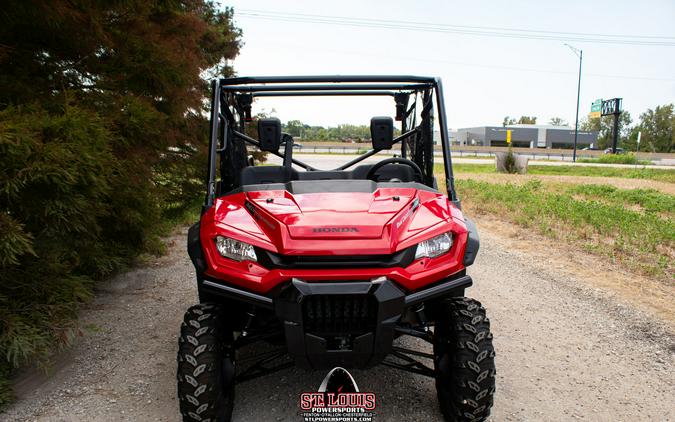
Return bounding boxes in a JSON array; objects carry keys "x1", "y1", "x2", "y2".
[
  {"x1": 370, "y1": 116, "x2": 394, "y2": 150},
  {"x1": 258, "y1": 118, "x2": 282, "y2": 151}
]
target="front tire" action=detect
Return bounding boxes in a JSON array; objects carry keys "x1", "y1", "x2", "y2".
[
  {"x1": 177, "y1": 304, "x2": 235, "y2": 422},
  {"x1": 434, "y1": 297, "x2": 496, "y2": 421}
]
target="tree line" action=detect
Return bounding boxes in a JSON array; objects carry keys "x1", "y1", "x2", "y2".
[
  {"x1": 0, "y1": 0, "x2": 241, "y2": 405},
  {"x1": 283, "y1": 120, "x2": 375, "y2": 142}
]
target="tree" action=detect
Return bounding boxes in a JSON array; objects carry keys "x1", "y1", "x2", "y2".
[
  {"x1": 625, "y1": 104, "x2": 674, "y2": 152},
  {"x1": 285, "y1": 120, "x2": 305, "y2": 137},
  {"x1": 282, "y1": 120, "x2": 383, "y2": 141},
  {"x1": 548, "y1": 117, "x2": 568, "y2": 126},
  {"x1": 0, "y1": 0, "x2": 241, "y2": 404},
  {"x1": 580, "y1": 112, "x2": 633, "y2": 150},
  {"x1": 503, "y1": 116, "x2": 536, "y2": 126}
]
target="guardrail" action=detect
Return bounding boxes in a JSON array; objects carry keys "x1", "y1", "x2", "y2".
[
  {"x1": 291, "y1": 146, "x2": 616, "y2": 162},
  {"x1": 291, "y1": 142, "x2": 674, "y2": 162}
]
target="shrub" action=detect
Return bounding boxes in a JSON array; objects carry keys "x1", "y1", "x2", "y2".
[
  {"x1": 0, "y1": 105, "x2": 114, "y2": 404},
  {"x1": 579, "y1": 153, "x2": 649, "y2": 165},
  {"x1": 0, "y1": 0, "x2": 242, "y2": 407}
]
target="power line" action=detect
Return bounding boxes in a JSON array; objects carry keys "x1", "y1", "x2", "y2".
[
  {"x1": 241, "y1": 40, "x2": 675, "y2": 82},
  {"x1": 239, "y1": 9, "x2": 675, "y2": 40},
  {"x1": 236, "y1": 9, "x2": 675, "y2": 47}
]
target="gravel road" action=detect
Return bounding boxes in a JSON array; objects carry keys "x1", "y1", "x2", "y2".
[{"x1": 4, "y1": 225, "x2": 674, "y2": 422}]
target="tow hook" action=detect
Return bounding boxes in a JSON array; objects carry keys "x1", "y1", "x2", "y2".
[
  {"x1": 241, "y1": 308, "x2": 256, "y2": 337},
  {"x1": 414, "y1": 304, "x2": 431, "y2": 332}
]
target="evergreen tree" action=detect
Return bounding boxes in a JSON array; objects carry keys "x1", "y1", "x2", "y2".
[{"x1": 0, "y1": 1, "x2": 241, "y2": 405}]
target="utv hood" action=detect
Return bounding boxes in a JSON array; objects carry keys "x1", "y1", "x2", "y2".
[
  {"x1": 206, "y1": 181, "x2": 464, "y2": 255},
  {"x1": 250, "y1": 190, "x2": 412, "y2": 240}
]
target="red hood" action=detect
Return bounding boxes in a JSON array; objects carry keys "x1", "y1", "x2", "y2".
[
  {"x1": 250, "y1": 190, "x2": 412, "y2": 239},
  {"x1": 204, "y1": 187, "x2": 464, "y2": 255}
]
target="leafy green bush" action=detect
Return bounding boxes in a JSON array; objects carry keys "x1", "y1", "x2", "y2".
[
  {"x1": 503, "y1": 145, "x2": 518, "y2": 173},
  {"x1": 0, "y1": 105, "x2": 112, "y2": 402},
  {"x1": 0, "y1": 0, "x2": 242, "y2": 408}
]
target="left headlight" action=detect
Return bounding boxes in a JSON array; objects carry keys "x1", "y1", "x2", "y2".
[
  {"x1": 415, "y1": 232, "x2": 453, "y2": 260},
  {"x1": 215, "y1": 235, "x2": 257, "y2": 262}
]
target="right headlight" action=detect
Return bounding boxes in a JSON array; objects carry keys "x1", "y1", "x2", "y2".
[{"x1": 414, "y1": 232, "x2": 453, "y2": 260}]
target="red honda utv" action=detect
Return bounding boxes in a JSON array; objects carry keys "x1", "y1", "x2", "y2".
[{"x1": 178, "y1": 76, "x2": 495, "y2": 421}]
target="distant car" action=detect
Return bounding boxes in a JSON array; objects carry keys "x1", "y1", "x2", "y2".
[
  {"x1": 604, "y1": 147, "x2": 625, "y2": 154},
  {"x1": 292, "y1": 143, "x2": 303, "y2": 148}
]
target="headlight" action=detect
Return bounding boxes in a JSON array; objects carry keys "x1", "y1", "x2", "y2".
[
  {"x1": 415, "y1": 232, "x2": 453, "y2": 259},
  {"x1": 215, "y1": 236, "x2": 257, "y2": 262}
]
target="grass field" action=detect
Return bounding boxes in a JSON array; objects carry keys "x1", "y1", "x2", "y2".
[
  {"x1": 447, "y1": 171, "x2": 674, "y2": 282},
  {"x1": 442, "y1": 163, "x2": 675, "y2": 183}
]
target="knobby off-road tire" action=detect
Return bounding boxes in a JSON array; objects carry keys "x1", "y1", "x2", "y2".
[
  {"x1": 434, "y1": 297, "x2": 496, "y2": 422},
  {"x1": 177, "y1": 304, "x2": 235, "y2": 422}
]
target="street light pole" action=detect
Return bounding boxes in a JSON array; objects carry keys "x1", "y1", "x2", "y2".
[{"x1": 565, "y1": 44, "x2": 582, "y2": 163}]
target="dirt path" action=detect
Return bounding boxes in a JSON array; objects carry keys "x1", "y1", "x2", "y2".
[{"x1": 3, "y1": 226, "x2": 674, "y2": 422}]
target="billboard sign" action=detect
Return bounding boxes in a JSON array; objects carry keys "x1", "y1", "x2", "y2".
[{"x1": 601, "y1": 98, "x2": 622, "y2": 116}]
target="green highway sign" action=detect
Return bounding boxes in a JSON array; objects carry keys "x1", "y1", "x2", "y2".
[
  {"x1": 591, "y1": 99, "x2": 602, "y2": 112},
  {"x1": 589, "y1": 99, "x2": 602, "y2": 118}
]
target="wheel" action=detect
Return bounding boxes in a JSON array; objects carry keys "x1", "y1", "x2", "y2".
[
  {"x1": 177, "y1": 304, "x2": 235, "y2": 422},
  {"x1": 433, "y1": 297, "x2": 496, "y2": 422},
  {"x1": 365, "y1": 157, "x2": 424, "y2": 182}
]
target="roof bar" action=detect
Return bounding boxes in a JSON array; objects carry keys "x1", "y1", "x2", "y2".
[
  {"x1": 221, "y1": 83, "x2": 431, "y2": 92},
  {"x1": 220, "y1": 75, "x2": 436, "y2": 85},
  {"x1": 253, "y1": 90, "x2": 401, "y2": 97}
]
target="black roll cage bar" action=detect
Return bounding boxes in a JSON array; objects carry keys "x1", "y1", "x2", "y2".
[{"x1": 205, "y1": 75, "x2": 456, "y2": 208}]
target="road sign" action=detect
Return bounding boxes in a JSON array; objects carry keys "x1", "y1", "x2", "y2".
[
  {"x1": 589, "y1": 99, "x2": 602, "y2": 119},
  {"x1": 506, "y1": 129, "x2": 512, "y2": 144},
  {"x1": 601, "y1": 98, "x2": 622, "y2": 116}
]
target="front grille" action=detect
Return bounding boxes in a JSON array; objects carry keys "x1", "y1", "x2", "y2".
[
  {"x1": 303, "y1": 294, "x2": 377, "y2": 336},
  {"x1": 255, "y1": 246, "x2": 416, "y2": 269}
]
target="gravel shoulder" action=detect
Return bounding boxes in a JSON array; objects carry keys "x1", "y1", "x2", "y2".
[{"x1": 3, "y1": 225, "x2": 674, "y2": 422}]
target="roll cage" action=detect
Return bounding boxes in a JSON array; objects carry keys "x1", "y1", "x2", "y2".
[{"x1": 205, "y1": 75, "x2": 457, "y2": 208}]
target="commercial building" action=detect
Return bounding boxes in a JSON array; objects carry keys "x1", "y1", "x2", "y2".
[{"x1": 455, "y1": 124, "x2": 598, "y2": 149}]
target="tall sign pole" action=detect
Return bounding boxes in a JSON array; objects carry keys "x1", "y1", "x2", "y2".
[
  {"x1": 565, "y1": 44, "x2": 582, "y2": 162},
  {"x1": 573, "y1": 50, "x2": 582, "y2": 161}
]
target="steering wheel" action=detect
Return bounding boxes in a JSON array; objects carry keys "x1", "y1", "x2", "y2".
[{"x1": 366, "y1": 157, "x2": 424, "y2": 182}]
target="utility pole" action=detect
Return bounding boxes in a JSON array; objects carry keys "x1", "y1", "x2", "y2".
[{"x1": 565, "y1": 44, "x2": 582, "y2": 163}]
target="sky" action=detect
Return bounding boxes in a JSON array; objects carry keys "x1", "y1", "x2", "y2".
[{"x1": 219, "y1": 0, "x2": 675, "y2": 130}]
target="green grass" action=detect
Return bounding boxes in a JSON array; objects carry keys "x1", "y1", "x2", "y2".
[
  {"x1": 569, "y1": 185, "x2": 675, "y2": 215},
  {"x1": 443, "y1": 163, "x2": 675, "y2": 183},
  {"x1": 456, "y1": 179, "x2": 674, "y2": 281},
  {"x1": 579, "y1": 153, "x2": 649, "y2": 165}
]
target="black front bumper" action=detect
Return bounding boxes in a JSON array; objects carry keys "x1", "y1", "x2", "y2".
[{"x1": 199, "y1": 274, "x2": 472, "y2": 369}]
